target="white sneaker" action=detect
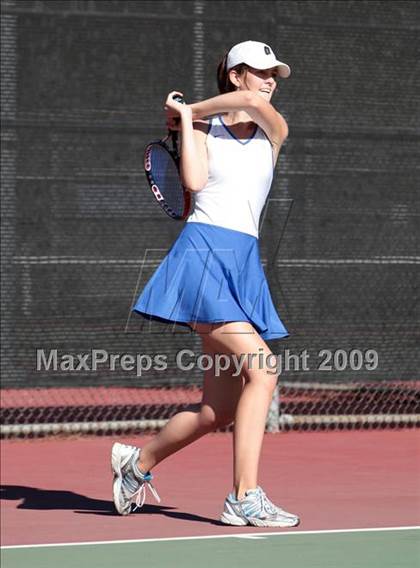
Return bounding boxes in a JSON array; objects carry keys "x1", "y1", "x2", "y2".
[
  {"x1": 111, "y1": 442, "x2": 160, "y2": 516},
  {"x1": 220, "y1": 486, "x2": 300, "y2": 527}
]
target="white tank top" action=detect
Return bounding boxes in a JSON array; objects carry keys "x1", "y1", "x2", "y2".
[{"x1": 186, "y1": 114, "x2": 274, "y2": 238}]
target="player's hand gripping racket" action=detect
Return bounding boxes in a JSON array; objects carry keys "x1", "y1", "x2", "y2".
[{"x1": 143, "y1": 94, "x2": 192, "y2": 220}]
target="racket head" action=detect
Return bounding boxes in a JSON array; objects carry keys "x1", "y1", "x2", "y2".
[{"x1": 144, "y1": 134, "x2": 192, "y2": 220}]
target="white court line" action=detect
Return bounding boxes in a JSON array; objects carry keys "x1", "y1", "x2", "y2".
[
  {"x1": 235, "y1": 535, "x2": 267, "y2": 539},
  {"x1": 2, "y1": 526, "x2": 419, "y2": 550}
]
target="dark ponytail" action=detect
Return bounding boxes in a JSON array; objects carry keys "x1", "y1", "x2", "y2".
[{"x1": 217, "y1": 51, "x2": 249, "y2": 94}]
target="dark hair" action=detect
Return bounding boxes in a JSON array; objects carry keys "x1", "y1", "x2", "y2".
[{"x1": 217, "y1": 52, "x2": 249, "y2": 94}]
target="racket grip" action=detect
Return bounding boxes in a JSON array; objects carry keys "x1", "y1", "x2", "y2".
[
  {"x1": 172, "y1": 95, "x2": 186, "y2": 127},
  {"x1": 173, "y1": 95, "x2": 186, "y2": 104}
]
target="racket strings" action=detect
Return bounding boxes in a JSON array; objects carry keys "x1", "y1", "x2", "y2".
[{"x1": 148, "y1": 143, "x2": 186, "y2": 215}]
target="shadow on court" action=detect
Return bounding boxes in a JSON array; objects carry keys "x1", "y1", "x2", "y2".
[{"x1": 0, "y1": 485, "x2": 224, "y2": 525}]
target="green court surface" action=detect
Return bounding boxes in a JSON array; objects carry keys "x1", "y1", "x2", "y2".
[{"x1": 2, "y1": 528, "x2": 419, "y2": 568}]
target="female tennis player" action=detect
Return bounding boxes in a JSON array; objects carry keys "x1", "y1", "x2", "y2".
[{"x1": 112, "y1": 40, "x2": 300, "y2": 527}]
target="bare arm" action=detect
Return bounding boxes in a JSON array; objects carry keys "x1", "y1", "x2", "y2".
[
  {"x1": 179, "y1": 113, "x2": 208, "y2": 192},
  {"x1": 190, "y1": 90, "x2": 288, "y2": 148},
  {"x1": 164, "y1": 88, "x2": 288, "y2": 193},
  {"x1": 164, "y1": 91, "x2": 208, "y2": 192}
]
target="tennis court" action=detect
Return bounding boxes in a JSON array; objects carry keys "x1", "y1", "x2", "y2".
[
  {"x1": 3, "y1": 529, "x2": 419, "y2": 568},
  {"x1": 2, "y1": 431, "x2": 420, "y2": 567}
]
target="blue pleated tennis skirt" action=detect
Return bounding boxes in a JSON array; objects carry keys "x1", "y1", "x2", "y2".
[{"x1": 133, "y1": 222, "x2": 289, "y2": 340}]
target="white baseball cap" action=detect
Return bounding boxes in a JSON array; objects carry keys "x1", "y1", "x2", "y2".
[{"x1": 226, "y1": 40, "x2": 291, "y2": 78}]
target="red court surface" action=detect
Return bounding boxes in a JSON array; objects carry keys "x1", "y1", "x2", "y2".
[{"x1": 1, "y1": 430, "x2": 419, "y2": 546}]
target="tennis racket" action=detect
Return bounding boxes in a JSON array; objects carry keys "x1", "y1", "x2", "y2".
[{"x1": 143, "y1": 95, "x2": 192, "y2": 220}]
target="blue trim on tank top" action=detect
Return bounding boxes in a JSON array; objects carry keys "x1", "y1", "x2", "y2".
[{"x1": 218, "y1": 114, "x2": 258, "y2": 145}]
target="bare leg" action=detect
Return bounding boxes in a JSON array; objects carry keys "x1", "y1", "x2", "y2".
[
  {"x1": 138, "y1": 332, "x2": 244, "y2": 473},
  {"x1": 197, "y1": 321, "x2": 278, "y2": 499}
]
